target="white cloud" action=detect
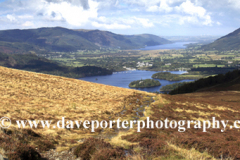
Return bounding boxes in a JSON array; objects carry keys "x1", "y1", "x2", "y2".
[
  {"x1": 92, "y1": 16, "x2": 154, "y2": 30},
  {"x1": 22, "y1": 21, "x2": 34, "y2": 27},
  {"x1": 130, "y1": 8, "x2": 140, "y2": 12},
  {"x1": 133, "y1": 17, "x2": 154, "y2": 28},
  {"x1": 6, "y1": 14, "x2": 16, "y2": 22},
  {"x1": 147, "y1": 0, "x2": 173, "y2": 12},
  {"x1": 42, "y1": 0, "x2": 99, "y2": 26},
  {"x1": 175, "y1": 0, "x2": 213, "y2": 25},
  {"x1": 228, "y1": 0, "x2": 240, "y2": 9},
  {"x1": 98, "y1": 16, "x2": 108, "y2": 23},
  {"x1": 176, "y1": 0, "x2": 206, "y2": 18},
  {"x1": 202, "y1": 14, "x2": 212, "y2": 25},
  {"x1": 179, "y1": 16, "x2": 198, "y2": 25},
  {"x1": 18, "y1": 15, "x2": 34, "y2": 19},
  {"x1": 146, "y1": 5, "x2": 158, "y2": 12},
  {"x1": 127, "y1": 0, "x2": 213, "y2": 26},
  {"x1": 216, "y1": 21, "x2": 222, "y2": 25},
  {"x1": 122, "y1": 0, "x2": 160, "y2": 7},
  {"x1": 0, "y1": 0, "x2": 238, "y2": 35},
  {"x1": 92, "y1": 21, "x2": 131, "y2": 29},
  {"x1": 0, "y1": 0, "x2": 100, "y2": 29}
]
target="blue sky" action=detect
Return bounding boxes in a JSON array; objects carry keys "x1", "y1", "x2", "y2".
[{"x1": 0, "y1": 0, "x2": 239, "y2": 36}]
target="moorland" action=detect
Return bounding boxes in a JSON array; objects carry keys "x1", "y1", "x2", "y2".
[{"x1": 1, "y1": 66, "x2": 240, "y2": 160}]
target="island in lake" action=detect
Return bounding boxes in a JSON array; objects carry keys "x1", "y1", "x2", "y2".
[
  {"x1": 152, "y1": 72, "x2": 202, "y2": 81},
  {"x1": 129, "y1": 79, "x2": 161, "y2": 88}
]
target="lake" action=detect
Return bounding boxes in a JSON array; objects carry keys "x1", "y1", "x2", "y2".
[
  {"x1": 136, "y1": 42, "x2": 194, "y2": 50},
  {"x1": 80, "y1": 70, "x2": 194, "y2": 93},
  {"x1": 80, "y1": 42, "x2": 196, "y2": 93}
]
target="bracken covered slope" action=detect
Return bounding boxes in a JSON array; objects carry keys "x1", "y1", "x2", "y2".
[
  {"x1": 0, "y1": 66, "x2": 155, "y2": 155},
  {"x1": 1, "y1": 66, "x2": 240, "y2": 159}
]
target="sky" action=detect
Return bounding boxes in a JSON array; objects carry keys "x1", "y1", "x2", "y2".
[{"x1": 0, "y1": 0, "x2": 239, "y2": 36}]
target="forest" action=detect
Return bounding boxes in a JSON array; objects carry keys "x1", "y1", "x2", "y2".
[{"x1": 170, "y1": 69, "x2": 240, "y2": 94}]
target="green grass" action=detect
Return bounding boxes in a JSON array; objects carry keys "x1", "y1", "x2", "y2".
[
  {"x1": 51, "y1": 58, "x2": 74, "y2": 61},
  {"x1": 179, "y1": 75, "x2": 203, "y2": 79},
  {"x1": 152, "y1": 72, "x2": 203, "y2": 81},
  {"x1": 193, "y1": 64, "x2": 225, "y2": 68}
]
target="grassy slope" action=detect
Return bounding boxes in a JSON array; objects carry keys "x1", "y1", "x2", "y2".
[
  {"x1": 202, "y1": 27, "x2": 240, "y2": 50},
  {"x1": 1, "y1": 66, "x2": 240, "y2": 159},
  {"x1": 0, "y1": 66, "x2": 154, "y2": 152}
]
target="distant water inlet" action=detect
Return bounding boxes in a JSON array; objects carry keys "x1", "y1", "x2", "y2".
[
  {"x1": 135, "y1": 42, "x2": 195, "y2": 50},
  {"x1": 80, "y1": 70, "x2": 195, "y2": 93}
]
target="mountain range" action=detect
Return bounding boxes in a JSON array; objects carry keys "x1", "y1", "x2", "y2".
[{"x1": 0, "y1": 27, "x2": 171, "y2": 53}]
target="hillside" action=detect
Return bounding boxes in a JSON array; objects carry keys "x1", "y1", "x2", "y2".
[
  {"x1": 202, "y1": 27, "x2": 240, "y2": 50},
  {"x1": 0, "y1": 27, "x2": 171, "y2": 53},
  {"x1": 124, "y1": 34, "x2": 171, "y2": 47},
  {"x1": 169, "y1": 69, "x2": 240, "y2": 94},
  {"x1": 0, "y1": 66, "x2": 156, "y2": 159},
  {"x1": 160, "y1": 81, "x2": 190, "y2": 92},
  {"x1": 75, "y1": 30, "x2": 172, "y2": 49},
  {"x1": 0, "y1": 27, "x2": 99, "y2": 52},
  {"x1": 197, "y1": 73, "x2": 240, "y2": 92},
  {"x1": 1, "y1": 66, "x2": 240, "y2": 159},
  {"x1": 0, "y1": 52, "x2": 112, "y2": 78}
]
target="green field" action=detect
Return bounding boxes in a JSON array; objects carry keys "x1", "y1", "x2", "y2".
[
  {"x1": 193, "y1": 64, "x2": 226, "y2": 68},
  {"x1": 39, "y1": 48, "x2": 240, "y2": 76}
]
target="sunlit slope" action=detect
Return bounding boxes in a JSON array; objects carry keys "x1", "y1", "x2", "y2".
[
  {"x1": 0, "y1": 66, "x2": 156, "y2": 122},
  {"x1": 1, "y1": 66, "x2": 240, "y2": 159},
  {"x1": 0, "y1": 66, "x2": 155, "y2": 150}
]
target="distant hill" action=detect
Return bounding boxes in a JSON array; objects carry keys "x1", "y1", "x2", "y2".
[
  {"x1": 75, "y1": 30, "x2": 171, "y2": 49},
  {"x1": 0, "y1": 27, "x2": 99, "y2": 53},
  {"x1": 169, "y1": 69, "x2": 240, "y2": 94},
  {"x1": 202, "y1": 28, "x2": 240, "y2": 50},
  {"x1": 124, "y1": 34, "x2": 171, "y2": 47},
  {"x1": 0, "y1": 52, "x2": 112, "y2": 78},
  {"x1": 0, "y1": 27, "x2": 171, "y2": 53}
]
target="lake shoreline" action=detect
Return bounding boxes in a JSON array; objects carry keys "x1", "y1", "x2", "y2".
[
  {"x1": 132, "y1": 42, "x2": 195, "y2": 50},
  {"x1": 80, "y1": 70, "x2": 195, "y2": 93}
]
